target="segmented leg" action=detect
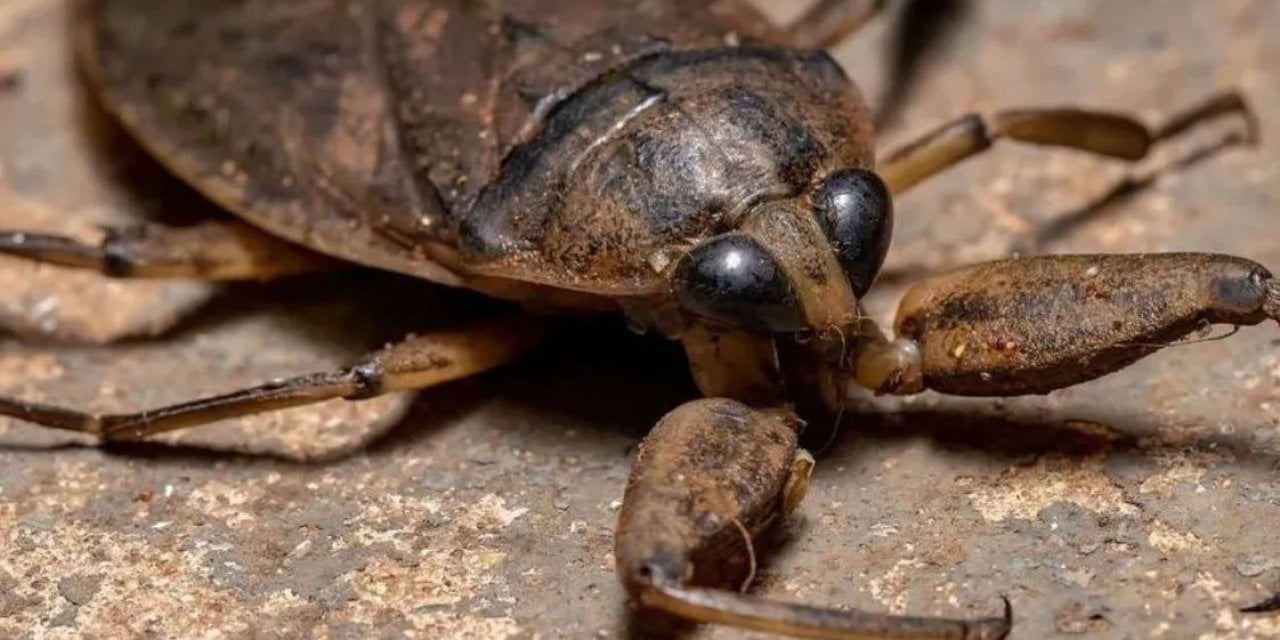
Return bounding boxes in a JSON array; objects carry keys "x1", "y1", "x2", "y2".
[
  {"x1": 850, "y1": 252, "x2": 1280, "y2": 396},
  {"x1": 0, "y1": 316, "x2": 546, "y2": 440},
  {"x1": 785, "y1": 0, "x2": 886, "y2": 49},
  {"x1": 616, "y1": 398, "x2": 1011, "y2": 639},
  {"x1": 0, "y1": 219, "x2": 335, "y2": 280},
  {"x1": 878, "y1": 90, "x2": 1258, "y2": 195}
]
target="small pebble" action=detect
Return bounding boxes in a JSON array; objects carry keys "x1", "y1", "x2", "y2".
[
  {"x1": 1236, "y1": 555, "x2": 1277, "y2": 578},
  {"x1": 56, "y1": 575, "x2": 100, "y2": 606},
  {"x1": 423, "y1": 511, "x2": 452, "y2": 528},
  {"x1": 284, "y1": 538, "x2": 313, "y2": 565}
]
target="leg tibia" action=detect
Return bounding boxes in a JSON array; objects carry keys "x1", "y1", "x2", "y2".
[{"x1": 864, "y1": 253, "x2": 1277, "y2": 396}]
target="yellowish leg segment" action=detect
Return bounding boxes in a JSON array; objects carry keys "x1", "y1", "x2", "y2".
[
  {"x1": 0, "y1": 315, "x2": 547, "y2": 440},
  {"x1": 878, "y1": 90, "x2": 1257, "y2": 195}
]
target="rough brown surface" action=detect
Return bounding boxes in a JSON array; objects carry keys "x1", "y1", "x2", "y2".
[
  {"x1": 2, "y1": 1, "x2": 1279, "y2": 639},
  {"x1": 895, "y1": 253, "x2": 1273, "y2": 396}
]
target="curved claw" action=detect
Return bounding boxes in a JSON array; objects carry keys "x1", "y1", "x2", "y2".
[
  {"x1": 997, "y1": 596, "x2": 1014, "y2": 636},
  {"x1": 639, "y1": 581, "x2": 1012, "y2": 640},
  {"x1": 1241, "y1": 593, "x2": 1280, "y2": 614}
]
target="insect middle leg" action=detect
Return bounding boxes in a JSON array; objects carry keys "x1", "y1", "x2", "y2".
[
  {"x1": 877, "y1": 90, "x2": 1258, "y2": 195},
  {"x1": 0, "y1": 315, "x2": 547, "y2": 440},
  {"x1": 0, "y1": 219, "x2": 336, "y2": 280}
]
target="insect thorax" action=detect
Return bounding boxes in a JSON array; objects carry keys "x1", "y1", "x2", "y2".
[{"x1": 458, "y1": 47, "x2": 874, "y2": 294}]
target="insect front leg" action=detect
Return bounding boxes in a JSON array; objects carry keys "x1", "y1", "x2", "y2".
[
  {"x1": 852, "y1": 252, "x2": 1280, "y2": 396},
  {"x1": 615, "y1": 398, "x2": 1011, "y2": 640},
  {"x1": 0, "y1": 219, "x2": 336, "y2": 280}
]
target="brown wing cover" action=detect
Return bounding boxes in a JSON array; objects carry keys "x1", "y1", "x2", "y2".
[{"x1": 81, "y1": 0, "x2": 783, "y2": 292}]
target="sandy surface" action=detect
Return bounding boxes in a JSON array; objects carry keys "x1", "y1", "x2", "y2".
[{"x1": 1, "y1": 1, "x2": 1278, "y2": 638}]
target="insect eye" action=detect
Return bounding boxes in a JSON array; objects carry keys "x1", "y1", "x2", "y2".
[
  {"x1": 672, "y1": 233, "x2": 805, "y2": 333},
  {"x1": 814, "y1": 168, "x2": 894, "y2": 297}
]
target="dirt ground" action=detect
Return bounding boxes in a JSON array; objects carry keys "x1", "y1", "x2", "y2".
[{"x1": 1, "y1": 1, "x2": 1278, "y2": 638}]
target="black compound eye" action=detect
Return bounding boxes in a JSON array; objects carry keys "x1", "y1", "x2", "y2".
[
  {"x1": 672, "y1": 233, "x2": 805, "y2": 333},
  {"x1": 814, "y1": 168, "x2": 894, "y2": 297}
]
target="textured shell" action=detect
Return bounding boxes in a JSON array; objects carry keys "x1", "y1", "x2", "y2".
[{"x1": 78, "y1": 0, "x2": 871, "y2": 299}]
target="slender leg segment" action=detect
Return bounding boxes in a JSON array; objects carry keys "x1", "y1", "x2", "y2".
[
  {"x1": 851, "y1": 252, "x2": 1280, "y2": 396},
  {"x1": 0, "y1": 220, "x2": 335, "y2": 280},
  {"x1": 878, "y1": 90, "x2": 1258, "y2": 195},
  {"x1": 616, "y1": 398, "x2": 1011, "y2": 639},
  {"x1": 0, "y1": 316, "x2": 546, "y2": 440},
  {"x1": 786, "y1": 0, "x2": 887, "y2": 49}
]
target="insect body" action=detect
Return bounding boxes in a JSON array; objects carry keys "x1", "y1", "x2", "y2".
[{"x1": 0, "y1": 1, "x2": 1270, "y2": 638}]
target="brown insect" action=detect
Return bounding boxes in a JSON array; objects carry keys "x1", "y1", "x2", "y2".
[{"x1": 0, "y1": 1, "x2": 1270, "y2": 637}]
